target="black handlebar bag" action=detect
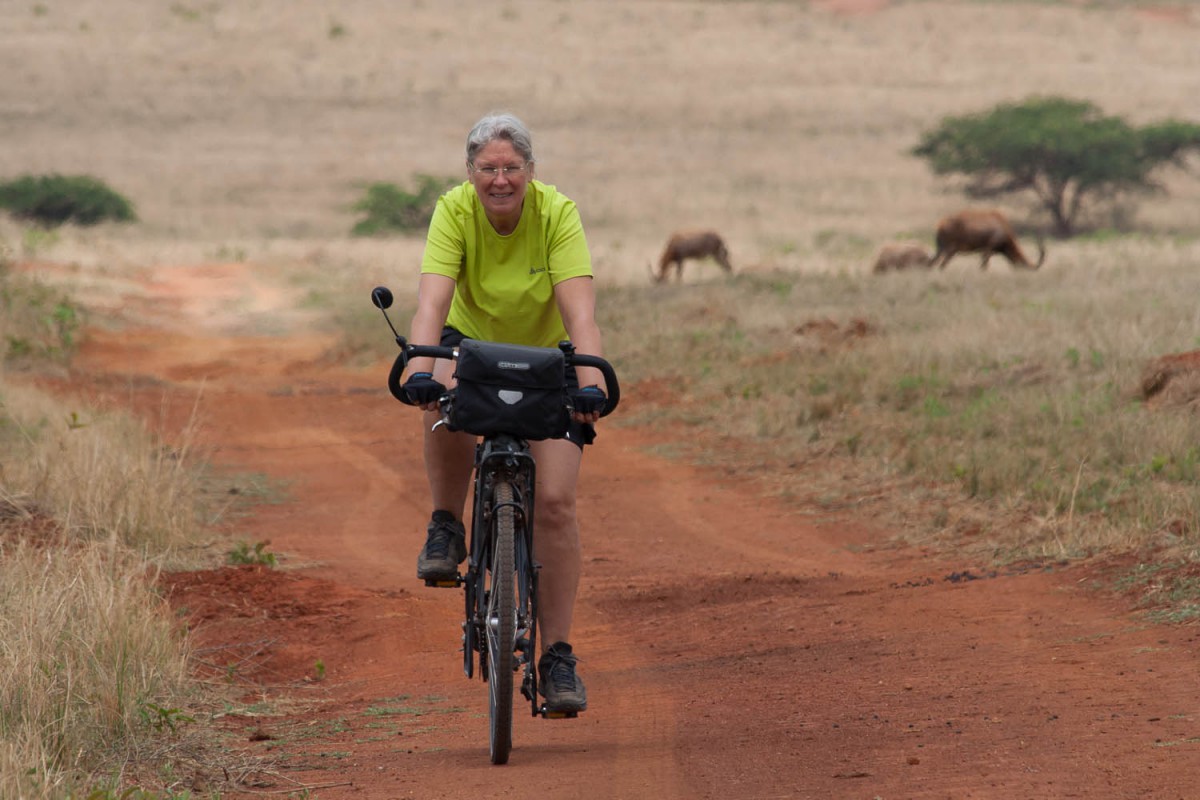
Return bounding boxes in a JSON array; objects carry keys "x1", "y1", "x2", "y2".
[{"x1": 451, "y1": 339, "x2": 570, "y2": 441}]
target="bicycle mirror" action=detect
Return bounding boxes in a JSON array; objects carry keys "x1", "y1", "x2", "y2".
[{"x1": 371, "y1": 286, "x2": 394, "y2": 310}]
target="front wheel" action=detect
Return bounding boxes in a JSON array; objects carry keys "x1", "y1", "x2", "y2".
[{"x1": 486, "y1": 480, "x2": 517, "y2": 764}]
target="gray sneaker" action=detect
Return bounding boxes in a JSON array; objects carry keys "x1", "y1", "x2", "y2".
[
  {"x1": 416, "y1": 511, "x2": 466, "y2": 581},
  {"x1": 538, "y1": 641, "x2": 587, "y2": 713}
]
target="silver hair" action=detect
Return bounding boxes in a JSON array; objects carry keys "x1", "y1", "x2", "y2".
[{"x1": 465, "y1": 113, "x2": 535, "y2": 165}]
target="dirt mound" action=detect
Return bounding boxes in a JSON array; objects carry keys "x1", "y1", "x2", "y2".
[
  {"x1": 1140, "y1": 350, "x2": 1200, "y2": 408},
  {"x1": 162, "y1": 565, "x2": 408, "y2": 689}
]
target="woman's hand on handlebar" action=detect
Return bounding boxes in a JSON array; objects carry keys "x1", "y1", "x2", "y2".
[
  {"x1": 401, "y1": 371, "x2": 446, "y2": 411},
  {"x1": 570, "y1": 385, "x2": 606, "y2": 424}
]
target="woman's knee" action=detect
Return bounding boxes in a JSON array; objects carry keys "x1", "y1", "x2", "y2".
[{"x1": 535, "y1": 488, "x2": 577, "y2": 532}]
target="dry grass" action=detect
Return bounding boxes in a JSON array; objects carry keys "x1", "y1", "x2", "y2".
[
  {"x1": 1, "y1": 0, "x2": 1197, "y2": 278},
  {"x1": 595, "y1": 233, "x2": 1200, "y2": 562},
  {"x1": 0, "y1": 379, "x2": 221, "y2": 797},
  {"x1": 0, "y1": 538, "x2": 194, "y2": 799},
  {"x1": 0, "y1": 383, "x2": 205, "y2": 560}
]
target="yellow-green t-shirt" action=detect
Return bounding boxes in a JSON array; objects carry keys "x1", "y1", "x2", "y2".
[{"x1": 420, "y1": 180, "x2": 593, "y2": 348}]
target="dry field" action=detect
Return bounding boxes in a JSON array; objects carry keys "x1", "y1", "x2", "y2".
[
  {"x1": 2, "y1": 0, "x2": 1198, "y2": 278},
  {"x1": 4, "y1": 2, "x2": 1200, "y2": 796}
]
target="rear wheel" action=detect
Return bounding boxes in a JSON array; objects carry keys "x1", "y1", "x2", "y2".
[{"x1": 486, "y1": 480, "x2": 517, "y2": 764}]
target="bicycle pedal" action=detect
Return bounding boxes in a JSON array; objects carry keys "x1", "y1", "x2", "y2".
[
  {"x1": 541, "y1": 708, "x2": 579, "y2": 720},
  {"x1": 423, "y1": 576, "x2": 461, "y2": 588}
]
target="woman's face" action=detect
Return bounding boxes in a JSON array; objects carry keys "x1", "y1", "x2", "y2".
[{"x1": 468, "y1": 139, "x2": 532, "y2": 233}]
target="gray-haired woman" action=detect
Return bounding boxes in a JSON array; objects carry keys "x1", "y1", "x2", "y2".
[{"x1": 399, "y1": 112, "x2": 607, "y2": 714}]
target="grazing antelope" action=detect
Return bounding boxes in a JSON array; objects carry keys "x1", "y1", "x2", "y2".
[
  {"x1": 653, "y1": 230, "x2": 733, "y2": 283},
  {"x1": 930, "y1": 209, "x2": 1046, "y2": 271},
  {"x1": 872, "y1": 242, "x2": 933, "y2": 273}
]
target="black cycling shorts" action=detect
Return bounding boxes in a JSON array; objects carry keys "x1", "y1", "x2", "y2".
[{"x1": 440, "y1": 326, "x2": 595, "y2": 449}]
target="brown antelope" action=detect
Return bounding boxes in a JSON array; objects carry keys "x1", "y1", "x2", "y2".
[
  {"x1": 930, "y1": 209, "x2": 1046, "y2": 271},
  {"x1": 872, "y1": 242, "x2": 933, "y2": 273},
  {"x1": 653, "y1": 230, "x2": 733, "y2": 283}
]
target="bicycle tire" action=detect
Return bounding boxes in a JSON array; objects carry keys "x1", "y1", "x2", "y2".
[{"x1": 486, "y1": 480, "x2": 517, "y2": 764}]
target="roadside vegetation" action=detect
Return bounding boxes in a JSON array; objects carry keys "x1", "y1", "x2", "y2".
[
  {"x1": 0, "y1": 248, "x2": 81, "y2": 367},
  {"x1": 0, "y1": 174, "x2": 137, "y2": 228},
  {"x1": 596, "y1": 238, "x2": 1200, "y2": 569},
  {"x1": 349, "y1": 174, "x2": 458, "y2": 237},
  {"x1": 0, "y1": 250, "x2": 222, "y2": 797}
]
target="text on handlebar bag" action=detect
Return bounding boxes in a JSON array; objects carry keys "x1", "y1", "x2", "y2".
[{"x1": 451, "y1": 339, "x2": 570, "y2": 440}]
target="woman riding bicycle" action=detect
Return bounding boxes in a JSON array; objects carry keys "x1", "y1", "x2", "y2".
[{"x1": 398, "y1": 112, "x2": 608, "y2": 714}]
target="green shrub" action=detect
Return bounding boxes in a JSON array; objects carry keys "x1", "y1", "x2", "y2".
[
  {"x1": 0, "y1": 174, "x2": 137, "y2": 227},
  {"x1": 227, "y1": 539, "x2": 277, "y2": 567},
  {"x1": 0, "y1": 255, "x2": 82, "y2": 366},
  {"x1": 350, "y1": 174, "x2": 457, "y2": 236}
]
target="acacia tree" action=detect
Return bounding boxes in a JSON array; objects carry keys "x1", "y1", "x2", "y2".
[{"x1": 913, "y1": 96, "x2": 1200, "y2": 236}]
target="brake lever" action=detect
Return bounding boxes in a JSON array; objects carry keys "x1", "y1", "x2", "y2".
[{"x1": 429, "y1": 393, "x2": 454, "y2": 432}]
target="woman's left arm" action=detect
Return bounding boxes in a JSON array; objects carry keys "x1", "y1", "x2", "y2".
[{"x1": 554, "y1": 275, "x2": 606, "y2": 421}]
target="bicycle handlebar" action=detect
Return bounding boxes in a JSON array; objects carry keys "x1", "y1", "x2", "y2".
[
  {"x1": 386, "y1": 342, "x2": 454, "y2": 406},
  {"x1": 385, "y1": 338, "x2": 621, "y2": 418},
  {"x1": 562, "y1": 353, "x2": 621, "y2": 416}
]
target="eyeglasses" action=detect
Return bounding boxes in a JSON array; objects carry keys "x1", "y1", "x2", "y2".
[{"x1": 470, "y1": 163, "x2": 530, "y2": 179}]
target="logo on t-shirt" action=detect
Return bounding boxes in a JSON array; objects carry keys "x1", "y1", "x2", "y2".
[{"x1": 528, "y1": 264, "x2": 547, "y2": 275}]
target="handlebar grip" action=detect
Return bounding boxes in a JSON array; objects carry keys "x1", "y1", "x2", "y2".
[
  {"x1": 387, "y1": 353, "x2": 416, "y2": 405},
  {"x1": 387, "y1": 344, "x2": 459, "y2": 406},
  {"x1": 570, "y1": 354, "x2": 621, "y2": 417},
  {"x1": 403, "y1": 343, "x2": 458, "y2": 362}
]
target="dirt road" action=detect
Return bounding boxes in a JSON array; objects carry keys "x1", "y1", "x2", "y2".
[{"x1": 69, "y1": 262, "x2": 1199, "y2": 799}]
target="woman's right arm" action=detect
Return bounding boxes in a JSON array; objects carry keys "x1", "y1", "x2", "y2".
[{"x1": 405, "y1": 272, "x2": 457, "y2": 380}]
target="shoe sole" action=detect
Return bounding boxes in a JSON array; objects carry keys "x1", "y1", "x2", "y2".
[
  {"x1": 417, "y1": 545, "x2": 465, "y2": 579},
  {"x1": 543, "y1": 701, "x2": 587, "y2": 714},
  {"x1": 417, "y1": 569, "x2": 459, "y2": 580},
  {"x1": 539, "y1": 691, "x2": 587, "y2": 713}
]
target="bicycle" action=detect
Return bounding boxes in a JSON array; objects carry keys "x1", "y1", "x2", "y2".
[{"x1": 370, "y1": 286, "x2": 621, "y2": 765}]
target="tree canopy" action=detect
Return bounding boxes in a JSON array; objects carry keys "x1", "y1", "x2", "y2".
[{"x1": 912, "y1": 96, "x2": 1200, "y2": 236}]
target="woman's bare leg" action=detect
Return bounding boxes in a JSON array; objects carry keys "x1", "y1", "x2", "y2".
[
  {"x1": 422, "y1": 357, "x2": 474, "y2": 519},
  {"x1": 528, "y1": 437, "x2": 584, "y2": 648}
]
